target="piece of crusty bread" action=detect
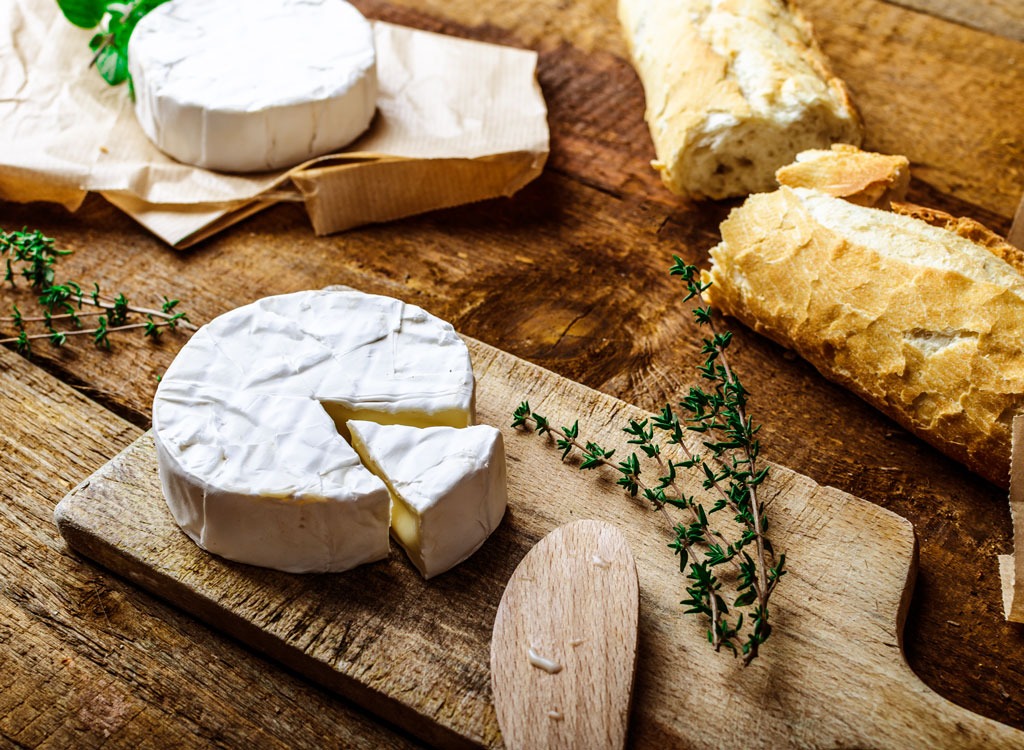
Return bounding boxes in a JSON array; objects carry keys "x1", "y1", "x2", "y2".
[
  {"x1": 775, "y1": 145, "x2": 1020, "y2": 267},
  {"x1": 619, "y1": 0, "x2": 863, "y2": 200},
  {"x1": 705, "y1": 186, "x2": 1024, "y2": 486},
  {"x1": 776, "y1": 144, "x2": 909, "y2": 208},
  {"x1": 891, "y1": 201, "x2": 1024, "y2": 277}
]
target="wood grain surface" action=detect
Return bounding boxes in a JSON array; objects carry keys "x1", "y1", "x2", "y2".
[
  {"x1": 890, "y1": 0, "x2": 1024, "y2": 41},
  {"x1": 490, "y1": 520, "x2": 638, "y2": 750},
  {"x1": 0, "y1": 345, "x2": 420, "y2": 748},
  {"x1": 2, "y1": 0, "x2": 1024, "y2": 745},
  {"x1": 55, "y1": 340, "x2": 1024, "y2": 748}
]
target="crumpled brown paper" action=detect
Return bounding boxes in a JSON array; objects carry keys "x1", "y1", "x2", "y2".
[{"x1": 0, "y1": 0, "x2": 549, "y2": 247}]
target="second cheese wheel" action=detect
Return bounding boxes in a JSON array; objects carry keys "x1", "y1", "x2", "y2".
[
  {"x1": 129, "y1": 0, "x2": 378, "y2": 172},
  {"x1": 152, "y1": 290, "x2": 476, "y2": 573}
]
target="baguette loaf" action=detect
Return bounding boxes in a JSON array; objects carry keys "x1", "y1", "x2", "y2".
[
  {"x1": 618, "y1": 0, "x2": 863, "y2": 200},
  {"x1": 705, "y1": 186, "x2": 1024, "y2": 486}
]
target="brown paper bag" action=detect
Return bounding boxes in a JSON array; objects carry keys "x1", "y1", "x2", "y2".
[{"x1": 0, "y1": 0, "x2": 549, "y2": 247}]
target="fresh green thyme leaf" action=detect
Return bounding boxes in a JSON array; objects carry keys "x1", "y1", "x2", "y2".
[
  {"x1": 511, "y1": 401, "x2": 532, "y2": 429},
  {"x1": 108, "y1": 293, "x2": 130, "y2": 326},
  {"x1": 15, "y1": 330, "x2": 30, "y2": 355},
  {"x1": 93, "y1": 315, "x2": 110, "y2": 348},
  {"x1": 143, "y1": 318, "x2": 160, "y2": 338}
]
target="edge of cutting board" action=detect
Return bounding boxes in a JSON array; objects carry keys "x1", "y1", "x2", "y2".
[{"x1": 55, "y1": 338, "x2": 1024, "y2": 748}]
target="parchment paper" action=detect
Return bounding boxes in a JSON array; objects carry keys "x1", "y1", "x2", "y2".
[
  {"x1": 0, "y1": 0, "x2": 549, "y2": 247},
  {"x1": 999, "y1": 415, "x2": 1024, "y2": 622}
]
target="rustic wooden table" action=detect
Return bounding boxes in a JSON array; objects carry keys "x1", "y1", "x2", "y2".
[{"x1": 2, "y1": 0, "x2": 1023, "y2": 746}]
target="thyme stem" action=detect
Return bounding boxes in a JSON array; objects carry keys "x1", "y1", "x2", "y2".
[
  {"x1": 0, "y1": 226, "x2": 193, "y2": 355},
  {"x1": 91, "y1": 295, "x2": 198, "y2": 329},
  {"x1": 521, "y1": 415, "x2": 740, "y2": 572},
  {"x1": 2, "y1": 309, "x2": 108, "y2": 323},
  {"x1": 686, "y1": 268, "x2": 772, "y2": 651},
  {"x1": 512, "y1": 257, "x2": 787, "y2": 663},
  {"x1": 0, "y1": 319, "x2": 180, "y2": 345}
]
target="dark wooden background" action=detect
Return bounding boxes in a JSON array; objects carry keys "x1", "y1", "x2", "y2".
[{"x1": 1, "y1": 0, "x2": 1023, "y2": 745}]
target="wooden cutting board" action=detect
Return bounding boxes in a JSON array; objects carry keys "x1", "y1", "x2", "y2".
[{"x1": 54, "y1": 338, "x2": 1024, "y2": 748}]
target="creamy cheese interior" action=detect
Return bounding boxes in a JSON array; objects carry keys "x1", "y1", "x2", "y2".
[
  {"x1": 348, "y1": 428, "x2": 425, "y2": 570},
  {"x1": 323, "y1": 404, "x2": 472, "y2": 442},
  {"x1": 347, "y1": 420, "x2": 508, "y2": 579}
]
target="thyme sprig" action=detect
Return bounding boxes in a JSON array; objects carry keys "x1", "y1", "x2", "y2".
[
  {"x1": 513, "y1": 258, "x2": 786, "y2": 663},
  {"x1": 0, "y1": 227, "x2": 194, "y2": 355}
]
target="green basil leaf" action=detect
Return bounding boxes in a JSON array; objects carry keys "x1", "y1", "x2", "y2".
[
  {"x1": 56, "y1": 0, "x2": 107, "y2": 28},
  {"x1": 94, "y1": 44, "x2": 128, "y2": 85}
]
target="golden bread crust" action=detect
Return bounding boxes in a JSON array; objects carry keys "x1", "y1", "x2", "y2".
[{"x1": 706, "y1": 187, "x2": 1024, "y2": 486}]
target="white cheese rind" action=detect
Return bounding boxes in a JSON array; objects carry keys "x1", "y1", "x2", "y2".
[
  {"x1": 348, "y1": 420, "x2": 507, "y2": 579},
  {"x1": 152, "y1": 289, "x2": 476, "y2": 573},
  {"x1": 129, "y1": 0, "x2": 377, "y2": 172}
]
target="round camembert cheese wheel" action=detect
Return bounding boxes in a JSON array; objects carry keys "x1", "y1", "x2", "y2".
[
  {"x1": 348, "y1": 420, "x2": 507, "y2": 579},
  {"x1": 129, "y1": 0, "x2": 378, "y2": 172},
  {"x1": 152, "y1": 290, "x2": 476, "y2": 573}
]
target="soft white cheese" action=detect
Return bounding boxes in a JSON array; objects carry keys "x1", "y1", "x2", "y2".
[
  {"x1": 152, "y1": 289, "x2": 476, "y2": 573},
  {"x1": 129, "y1": 0, "x2": 377, "y2": 172},
  {"x1": 347, "y1": 420, "x2": 507, "y2": 579}
]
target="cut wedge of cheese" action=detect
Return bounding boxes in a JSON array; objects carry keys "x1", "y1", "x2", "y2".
[
  {"x1": 348, "y1": 420, "x2": 508, "y2": 579},
  {"x1": 129, "y1": 0, "x2": 377, "y2": 172},
  {"x1": 152, "y1": 289, "x2": 475, "y2": 573}
]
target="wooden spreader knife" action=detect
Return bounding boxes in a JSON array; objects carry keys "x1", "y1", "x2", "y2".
[{"x1": 490, "y1": 520, "x2": 640, "y2": 750}]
